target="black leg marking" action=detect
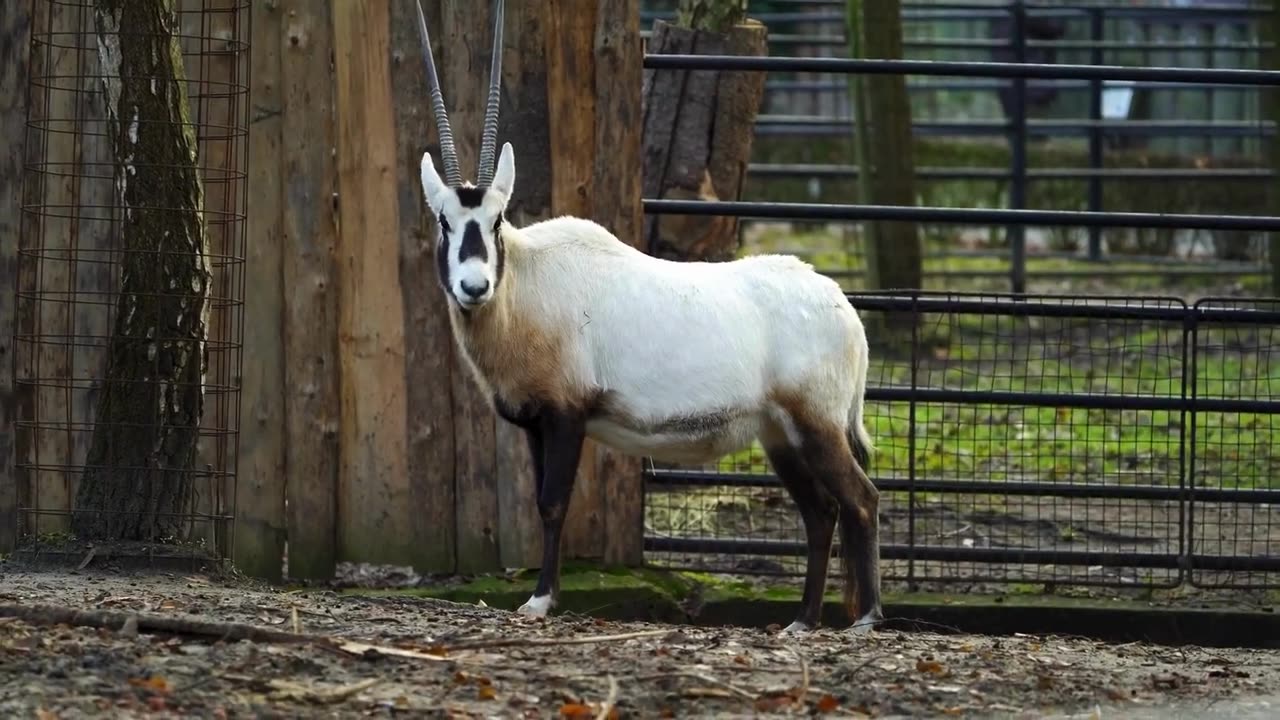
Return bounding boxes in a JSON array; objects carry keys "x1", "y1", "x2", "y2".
[
  {"x1": 796, "y1": 421, "x2": 883, "y2": 628},
  {"x1": 765, "y1": 442, "x2": 838, "y2": 631},
  {"x1": 524, "y1": 407, "x2": 587, "y2": 612}
]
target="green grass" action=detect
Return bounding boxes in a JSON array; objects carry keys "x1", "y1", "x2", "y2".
[{"x1": 689, "y1": 225, "x2": 1280, "y2": 491}]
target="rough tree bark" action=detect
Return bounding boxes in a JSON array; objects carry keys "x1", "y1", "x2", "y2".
[
  {"x1": 846, "y1": 0, "x2": 922, "y2": 293},
  {"x1": 72, "y1": 0, "x2": 210, "y2": 541},
  {"x1": 1265, "y1": 0, "x2": 1280, "y2": 295},
  {"x1": 641, "y1": 0, "x2": 767, "y2": 262}
]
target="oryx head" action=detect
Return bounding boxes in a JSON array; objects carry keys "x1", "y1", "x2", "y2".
[{"x1": 415, "y1": 0, "x2": 511, "y2": 311}]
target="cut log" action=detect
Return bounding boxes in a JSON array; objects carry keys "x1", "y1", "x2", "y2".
[
  {"x1": 640, "y1": 17, "x2": 767, "y2": 262},
  {"x1": 71, "y1": 0, "x2": 210, "y2": 542}
]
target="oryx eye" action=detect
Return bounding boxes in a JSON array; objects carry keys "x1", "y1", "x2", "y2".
[{"x1": 438, "y1": 213, "x2": 450, "y2": 233}]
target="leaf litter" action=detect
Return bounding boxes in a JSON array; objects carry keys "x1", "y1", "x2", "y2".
[{"x1": 1, "y1": 567, "x2": 1278, "y2": 718}]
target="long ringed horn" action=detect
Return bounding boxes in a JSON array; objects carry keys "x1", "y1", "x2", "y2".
[
  {"x1": 476, "y1": 0, "x2": 505, "y2": 186},
  {"x1": 415, "y1": 0, "x2": 462, "y2": 186}
]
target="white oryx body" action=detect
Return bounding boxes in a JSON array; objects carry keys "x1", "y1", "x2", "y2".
[
  {"x1": 444, "y1": 212, "x2": 873, "y2": 468},
  {"x1": 412, "y1": 0, "x2": 883, "y2": 636}
]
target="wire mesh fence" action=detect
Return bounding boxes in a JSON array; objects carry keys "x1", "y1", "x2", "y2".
[
  {"x1": 643, "y1": 292, "x2": 1280, "y2": 590},
  {"x1": 11, "y1": 0, "x2": 250, "y2": 564}
]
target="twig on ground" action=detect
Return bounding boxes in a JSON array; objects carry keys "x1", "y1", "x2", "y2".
[
  {"x1": 794, "y1": 649, "x2": 811, "y2": 706},
  {"x1": 595, "y1": 675, "x2": 619, "y2": 720},
  {"x1": 0, "y1": 603, "x2": 316, "y2": 645},
  {"x1": 268, "y1": 677, "x2": 382, "y2": 704},
  {"x1": 440, "y1": 628, "x2": 669, "y2": 651},
  {"x1": 633, "y1": 671, "x2": 757, "y2": 700}
]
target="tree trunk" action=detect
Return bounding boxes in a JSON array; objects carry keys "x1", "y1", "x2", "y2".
[
  {"x1": 641, "y1": 3, "x2": 767, "y2": 262},
  {"x1": 72, "y1": 0, "x2": 210, "y2": 542},
  {"x1": 1265, "y1": 0, "x2": 1280, "y2": 295},
  {"x1": 847, "y1": 0, "x2": 922, "y2": 293},
  {"x1": 0, "y1": 0, "x2": 32, "y2": 553}
]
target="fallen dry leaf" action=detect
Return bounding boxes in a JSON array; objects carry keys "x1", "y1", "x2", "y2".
[
  {"x1": 816, "y1": 694, "x2": 841, "y2": 713},
  {"x1": 477, "y1": 685, "x2": 497, "y2": 701},
  {"x1": 916, "y1": 659, "x2": 946, "y2": 674},
  {"x1": 128, "y1": 676, "x2": 170, "y2": 694},
  {"x1": 559, "y1": 703, "x2": 596, "y2": 717}
]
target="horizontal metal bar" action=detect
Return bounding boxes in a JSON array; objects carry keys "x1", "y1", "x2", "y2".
[
  {"x1": 753, "y1": 123, "x2": 1274, "y2": 140},
  {"x1": 644, "y1": 536, "x2": 1187, "y2": 570},
  {"x1": 645, "y1": 536, "x2": 1280, "y2": 573},
  {"x1": 747, "y1": 163, "x2": 1273, "y2": 181},
  {"x1": 842, "y1": 293, "x2": 1280, "y2": 324},
  {"x1": 828, "y1": 268, "x2": 1273, "y2": 280},
  {"x1": 642, "y1": 54, "x2": 1280, "y2": 86},
  {"x1": 727, "y1": 35, "x2": 1273, "y2": 52},
  {"x1": 645, "y1": 470, "x2": 1280, "y2": 505},
  {"x1": 756, "y1": 116, "x2": 1275, "y2": 135},
  {"x1": 766, "y1": 78, "x2": 1267, "y2": 93},
  {"x1": 864, "y1": 387, "x2": 1280, "y2": 414},
  {"x1": 643, "y1": 199, "x2": 1280, "y2": 233},
  {"x1": 641, "y1": 5, "x2": 1270, "y2": 23}
]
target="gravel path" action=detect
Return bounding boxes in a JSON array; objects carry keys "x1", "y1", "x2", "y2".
[{"x1": 1, "y1": 566, "x2": 1278, "y2": 718}]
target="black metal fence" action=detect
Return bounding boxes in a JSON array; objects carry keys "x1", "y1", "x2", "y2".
[
  {"x1": 641, "y1": 0, "x2": 1277, "y2": 290},
  {"x1": 642, "y1": 292, "x2": 1280, "y2": 590},
  {"x1": 639, "y1": 46, "x2": 1280, "y2": 591}
]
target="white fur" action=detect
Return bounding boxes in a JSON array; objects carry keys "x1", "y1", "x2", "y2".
[
  {"x1": 422, "y1": 143, "x2": 873, "y2": 467},
  {"x1": 517, "y1": 593, "x2": 553, "y2": 617},
  {"x1": 780, "y1": 620, "x2": 810, "y2": 635}
]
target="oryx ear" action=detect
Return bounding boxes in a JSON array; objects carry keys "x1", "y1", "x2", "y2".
[
  {"x1": 420, "y1": 150, "x2": 450, "y2": 214},
  {"x1": 490, "y1": 142, "x2": 515, "y2": 203}
]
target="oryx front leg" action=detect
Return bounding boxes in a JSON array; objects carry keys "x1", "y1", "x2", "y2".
[{"x1": 516, "y1": 407, "x2": 586, "y2": 619}]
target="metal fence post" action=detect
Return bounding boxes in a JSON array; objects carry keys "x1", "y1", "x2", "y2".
[
  {"x1": 1088, "y1": 7, "x2": 1105, "y2": 262},
  {"x1": 1009, "y1": 1, "x2": 1029, "y2": 293}
]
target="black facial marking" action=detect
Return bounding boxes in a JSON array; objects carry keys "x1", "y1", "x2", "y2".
[
  {"x1": 494, "y1": 222, "x2": 506, "y2": 285},
  {"x1": 434, "y1": 232, "x2": 451, "y2": 293},
  {"x1": 456, "y1": 186, "x2": 487, "y2": 208},
  {"x1": 459, "y1": 220, "x2": 487, "y2": 263}
]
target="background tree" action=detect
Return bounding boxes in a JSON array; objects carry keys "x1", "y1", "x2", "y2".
[
  {"x1": 845, "y1": 0, "x2": 923, "y2": 293},
  {"x1": 641, "y1": 0, "x2": 768, "y2": 261},
  {"x1": 71, "y1": 0, "x2": 210, "y2": 541}
]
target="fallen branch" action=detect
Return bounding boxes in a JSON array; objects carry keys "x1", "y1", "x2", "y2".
[
  {"x1": 440, "y1": 628, "x2": 669, "y2": 651},
  {"x1": 595, "y1": 675, "x2": 619, "y2": 720},
  {"x1": 0, "y1": 603, "x2": 317, "y2": 645}
]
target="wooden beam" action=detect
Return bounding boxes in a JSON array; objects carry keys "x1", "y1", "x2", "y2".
[
  {"x1": 280, "y1": 0, "x2": 339, "y2": 580},
  {"x1": 234, "y1": 0, "x2": 287, "y2": 581},
  {"x1": 32, "y1": 0, "x2": 79, "y2": 536},
  {"x1": 492, "y1": 0, "x2": 552, "y2": 571},
  {"x1": 546, "y1": 0, "x2": 606, "y2": 561},
  {"x1": 0, "y1": 0, "x2": 32, "y2": 553},
  {"x1": 387, "y1": 0, "x2": 457, "y2": 574},
  {"x1": 592, "y1": 0, "x2": 647, "y2": 566},
  {"x1": 330, "y1": 0, "x2": 414, "y2": 566},
  {"x1": 437, "y1": 0, "x2": 502, "y2": 573}
]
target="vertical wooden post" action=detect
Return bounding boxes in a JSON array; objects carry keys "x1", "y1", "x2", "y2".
[
  {"x1": 184, "y1": 0, "x2": 241, "y2": 555},
  {"x1": 0, "y1": 0, "x2": 32, "y2": 553},
  {"x1": 593, "y1": 0, "x2": 646, "y2": 566},
  {"x1": 490, "y1": 1, "x2": 551, "y2": 571},
  {"x1": 330, "y1": 0, "x2": 415, "y2": 567},
  {"x1": 234, "y1": 0, "x2": 287, "y2": 581},
  {"x1": 388, "y1": 0, "x2": 457, "y2": 574},
  {"x1": 546, "y1": 1, "x2": 606, "y2": 560},
  {"x1": 280, "y1": 0, "x2": 339, "y2": 580},
  {"x1": 33, "y1": 0, "x2": 77, "y2": 536},
  {"x1": 436, "y1": 0, "x2": 504, "y2": 573}
]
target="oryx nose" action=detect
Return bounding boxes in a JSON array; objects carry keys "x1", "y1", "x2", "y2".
[{"x1": 461, "y1": 278, "x2": 490, "y2": 299}]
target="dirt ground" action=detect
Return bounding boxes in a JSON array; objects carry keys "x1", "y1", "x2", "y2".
[{"x1": 2, "y1": 565, "x2": 1279, "y2": 719}]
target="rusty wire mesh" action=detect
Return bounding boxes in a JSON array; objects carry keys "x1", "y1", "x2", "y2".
[{"x1": 12, "y1": 0, "x2": 250, "y2": 564}]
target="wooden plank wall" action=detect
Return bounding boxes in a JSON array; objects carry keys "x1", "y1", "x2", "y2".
[
  {"x1": 3, "y1": 0, "x2": 646, "y2": 576},
  {"x1": 0, "y1": 1, "x2": 32, "y2": 554}
]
